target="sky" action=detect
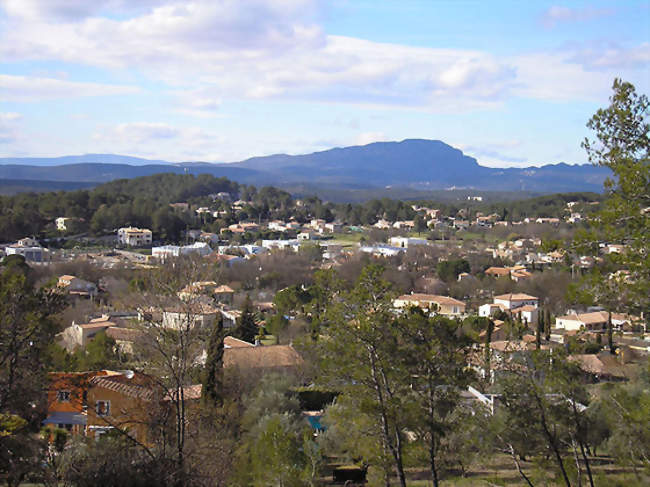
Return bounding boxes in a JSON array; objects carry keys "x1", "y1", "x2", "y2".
[{"x1": 0, "y1": 0, "x2": 648, "y2": 167}]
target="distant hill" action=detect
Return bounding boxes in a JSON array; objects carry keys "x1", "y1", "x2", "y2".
[
  {"x1": 0, "y1": 139, "x2": 610, "y2": 194},
  {"x1": 0, "y1": 154, "x2": 171, "y2": 166}
]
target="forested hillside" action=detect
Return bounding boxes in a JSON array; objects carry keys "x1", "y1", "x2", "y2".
[{"x1": 0, "y1": 172, "x2": 603, "y2": 243}]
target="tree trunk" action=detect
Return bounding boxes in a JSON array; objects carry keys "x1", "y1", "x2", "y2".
[
  {"x1": 507, "y1": 443, "x2": 535, "y2": 487},
  {"x1": 369, "y1": 349, "x2": 407, "y2": 487},
  {"x1": 607, "y1": 310, "x2": 614, "y2": 354},
  {"x1": 534, "y1": 391, "x2": 572, "y2": 487}
]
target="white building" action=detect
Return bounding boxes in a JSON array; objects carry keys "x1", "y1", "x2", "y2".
[
  {"x1": 261, "y1": 239, "x2": 300, "y2": 251},
  {"x1": 389, "y1": 237, "x2": 429, "y2": 248},
  {"x1": 152, "y1": 242, "x2": 211, "y2": 260},
  {"x1": 162, "y1": 304, "x2": 219, "y2": 330},
  {"x1": 117, "y1": 227, "x2": 152, "y2": 247},
  {"x1": 56, "y1": 217, "x2": 70, "y2": 231},
  {"x1": 493, "y1": 293, "x2": 539, "y2": 310}
]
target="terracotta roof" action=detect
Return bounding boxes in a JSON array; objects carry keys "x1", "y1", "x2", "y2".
[
  {"x1": 214, "y1": 285, "x2": 235, "y2": 293},
  {"x1": 485, "y1": 267, "x2": 511, "y2": 276},
  {"x1": 164, "y1": 384, "x2": 202, "y2": 402},
  {"x1": 494, "y1": 293, "x2": 539, "y2": 301},
  {"x1": 90, "y1": 373, "x2": 155, "y2": 401},
  {"x1": 396, "y1": 294, "x2": 465, "y2": 307},
  {"x1": 224, "y1": 336, "x2": 255, "y2": 348},
  {"x1": 569, "y1": 354, "x2": 628, "y2": 378},
  {"x1": 79, "y1": 321, "x2": 115, "y2": 330},
  {"x1": 557, "y1": 311, "x2": 608, "y2": 325},
  {"x1": 513, "y1": 304, "x2": 538, "y2": 313},
  {"x1": 224, "y1": 345, "x2": 304, "y2": 370},
  {"x1": 105, "y1": 327, "x2": 142, "y2": 341}
]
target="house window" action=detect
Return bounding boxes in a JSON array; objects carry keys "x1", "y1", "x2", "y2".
[
  {"x1": 57, "y1": 390, "x2": 71, "y2": 402},
  {"x1": 95, "y1": 400, "x2": 110, "y2": 417}
]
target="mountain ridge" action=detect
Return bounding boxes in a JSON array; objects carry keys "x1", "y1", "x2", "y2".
[{"x1": 0, "y1": 139, "x2": 609, "y2": 193}]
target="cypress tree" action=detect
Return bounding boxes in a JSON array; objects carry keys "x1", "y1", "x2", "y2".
[
  {"x1": 202, "y1": 314, "x2": 224, "y2": 407},
  {"x1": 236, "y1": 295, "x2": 258, "y2": 343}
]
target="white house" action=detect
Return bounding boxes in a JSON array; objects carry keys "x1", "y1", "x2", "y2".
[
  {"x1": 555, "y1": 311, "x2": 609, "y2": 331},
  {"x1": 6, "y1": 245, "x2": 46, "y2": 262},
  {"x1": 162, "y1": 304, "x2": 219, "y2": 330},
  {"x1": 479, "y1": 303, "x2": 506, "y2": 318},
  {"x1": 493, "y1": 293, "x2": 539, "y2": 310},
  {"x1": 394, "y1": 293, "x2": 466, "y2": 316},
  {"x1": 389, "y1": 237, "x2": 429, "y2": 248},
  {"x1": 262, "y1": 239, "x2": 300, "y2": 251},
  {"x1": 117, "y1": 227, "x2": 152, "y2": 247},
  {"x1": 512, "y1": 305, "x2": 539, "y2": 326},
  {"x1": 152, "y1": 242, "x2": 211, "y2": 260}
]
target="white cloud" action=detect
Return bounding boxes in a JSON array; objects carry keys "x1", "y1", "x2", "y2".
[
  {"x1": 355, "y1": 132, "x2": 388, "y2": 146},
  {"x1": 1, "y1": 0, "x2": 644, "y2": 111},
  {"x1": 569, "y1": 42, "x2": 650, "y2": 70},
  {"x1": 540, "y1": 5, "x2": 612, "y2": 28},
  {"x1": 0, "y1": 75, "x2": 140, "y2": 102},
  {"x1": 92, "y1": 121, "x2": 225, "y2": 161},
  {"x1": 0, "y1": 112, "x2": 22, "y2": 144}
]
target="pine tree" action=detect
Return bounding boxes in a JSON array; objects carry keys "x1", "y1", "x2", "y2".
[
  {"x1": 236, "y1": 295, "x2": 258, "y2": 343},
  {"x1": 202, "y1": 314, "x2": 224, "y2": 408}
]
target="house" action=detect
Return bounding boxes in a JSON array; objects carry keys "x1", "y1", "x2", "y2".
[
  {"x1": 178, "y1": 281, "x2": 219, "y2": 301},
  {"x1": 393, "y1": 220, "x2": 415, "y2": 230},
  {"x1": 42, "y1": 371, "x2": 104, "y2": 436},
  {"x1": 535, "y1": 217, "x2": 561, "y2": 225},
  {"x1": 569, "y1": 354, "x2": 629, "y2": 381},
  {"x1": 453, "y1": 220, "x2": 470, "y2": 230},
  {"x1": 484, "y1": 267, "x2": 511, "y2": 278},
  {"x1": 394, "y1": 293, "x2": 466, "y2": 316},
  {"x1": 373, "y1": 219, "x2": 392, "y2": 229},
  {"x1": 359, "y1": 244, "x2": 405, "y2": 257},
  {"x1": 261, "y1": 239, "x2": 300, "y2": 251},
  {"x1": 224, "y1": 336, "x2": 255, "y2": 348},
  {"x1": 389, "y1": 237, "x2": 429, "y2": 248},
  {"x1": 152, "y1": 242, "x2": 211, "y2": 260},
  {"x1": 220, "y1": 308, "x2": 242, "y2": 328},
  {"x1": 213, "y1": 285, "x2": 235, "y2": 304},
  {"x1": 5, "y1": 237, "x2": 47, "y2": 262},
  {"x1": 55, "y1": 217, "x2": 72, "y2": 231},
  {"x1": 479, "y1": 303, "x2": 507, "y2": 318},
  {"x1": 59, "y1": 318, "x2": 116, "y2": 350},
  {"x1": 511, "y1": 305, "x2": 539, "y2": 326},
  {"x1": 206, "y1": 253, "x2": 245, "y2": 266},
  {"x1": 324, "y1": 222, "x2": 343, "y2": 233},
  {"x1": 298, "y1": 231, "x2": 317, "y2": 241},
  {"x1": 57, "y1": 275, "x2": 97, "y2": 297},
  {"x1": 162, "y1": 303, "x2": 219, "y2": 330},
  {"x1": 493, "y1": 293, "x2": 539, "y2": 310},
  {"x1": 117, "y1": 227, "x2": 152, "y2": 247},
  {"x1": 87, "y1": 371, "x2": 156, "y2": 443},
  {"x1": 224, "y1": 344, "x2": 304, "y2": 372},
  {"x1": 555, "y1": 311, "x2": 609, "y2": 331}
]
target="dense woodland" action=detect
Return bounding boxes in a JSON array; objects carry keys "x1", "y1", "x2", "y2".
[{"x1": 0, "y1": 167, "x2": 602, "y2": 244}]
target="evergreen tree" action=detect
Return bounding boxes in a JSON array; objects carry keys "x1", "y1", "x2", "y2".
[
  {"x1": 202, "y1": 315, "x2": 224, "y2": 408},
  {"x1": 575, "y1": 79, "x2": 649, "y2": 325},
  {"x1": 235, "y1": 295, "x2": 258, "y2": 343}
]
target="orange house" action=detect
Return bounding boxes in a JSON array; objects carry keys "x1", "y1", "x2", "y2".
[
  {"x1": 86, "y1": 371, "x2": 157, "y2": 445},
  {"x1": 42, "y1": 371, "x2": 108, "y2": 436}
]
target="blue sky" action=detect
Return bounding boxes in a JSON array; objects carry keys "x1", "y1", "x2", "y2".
[{"x1": 0, "y1": 0, "x2": 648, "y2": 167}]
